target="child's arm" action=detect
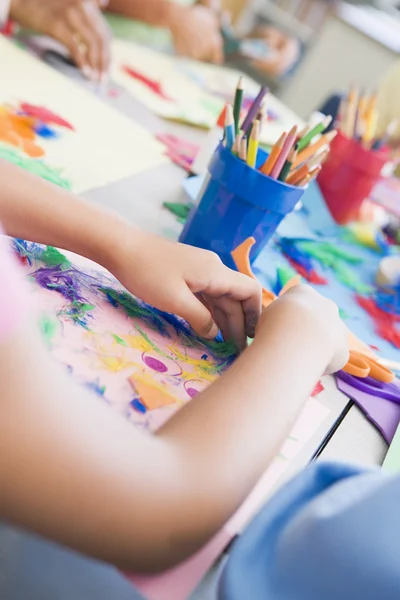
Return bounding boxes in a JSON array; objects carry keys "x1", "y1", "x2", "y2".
[
  {"x1": 0, "y1": 236, "x2": 348, "y2": 572},
  {"x1": 0, "y1": 159, "x2": 261, "y2": 348}
]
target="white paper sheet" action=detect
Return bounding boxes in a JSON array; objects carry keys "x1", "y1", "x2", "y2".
[{"x1": 0, "y1": 36, "x2": 167, "y2": 193}]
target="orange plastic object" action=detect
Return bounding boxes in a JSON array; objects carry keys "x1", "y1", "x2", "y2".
[
  {"x1": 231, "y1": 237, "x2": 276, "y2": 308},
  {"x1": 342, "y1": 351, "x2": 394, "y2": 383},
  {"x1": 231, "y1": 237, "x2": 394, "y2": 382},
  {"x1": 129, "y1": 376, "x2": 177, "y2": 410}
]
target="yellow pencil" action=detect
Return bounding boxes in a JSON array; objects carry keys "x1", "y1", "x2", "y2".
[{"x1": 247, "y1": 120, "x2": 260, "y2": 168}]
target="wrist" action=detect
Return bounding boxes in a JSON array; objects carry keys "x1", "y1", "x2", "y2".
[
  {"x1": 162, "y1": 1, "x2": 188, "y2": 28},
  {"x1": 254, "y1": 300, "x2": 332, "y2": 373}
]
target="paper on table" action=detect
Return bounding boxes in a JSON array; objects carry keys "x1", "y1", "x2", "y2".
[
  {"x1": 0, "y1": 37, "x2": 167, "y2": 193},
  {"x1": 382, "y1": 423, "x2": 400, "y2": 473},
  {"x1": 129, "y1": 398, "x2": 329, "y2": 600},
  {"x1": 111, "y1": 40, "x2": 304, "y2": 144}
]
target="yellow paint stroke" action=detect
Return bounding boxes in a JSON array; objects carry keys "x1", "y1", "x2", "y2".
[
  {"x1": 125, "y1": 333, "x2": 153, "y2": 353},
  {"x1": 168, "y1": 346, "x2": 222, "y2": 378},
  {"x1": 129, "y1": 373, "x2": 181, "y2": 410},
  {"x1": 99, "y1": 355, "x2": 133, "y2": 372}
]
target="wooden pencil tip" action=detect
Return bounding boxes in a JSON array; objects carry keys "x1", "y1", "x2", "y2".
[
  {"x1": 225, "y1": 103, "x2": 234, "y2": 123},
  {"x1": 323, "y1": 114, "x2": 333, "y2": 128},
  {"x1": 237, "y1": 75, "x2": 244, "y2": 89}
]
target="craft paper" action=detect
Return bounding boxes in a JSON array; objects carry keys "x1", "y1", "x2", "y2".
[
  {"x1": 110, "y1": 40, "x2": 304, "y2": 144},
  {"x1": 336, "y1": 376, "x2": 400, "y2": 444},
  {"x1": 382, "y1": 423, "x2": 400, "y2": 473},
  {"x1": 15, "y1": 238, "x2": 330, "y2": 600},
  {"x1": 0, "y1": 37, "x2": 167, "y2": 193}
]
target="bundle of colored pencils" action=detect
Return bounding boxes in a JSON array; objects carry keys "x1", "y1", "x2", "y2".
[
  {"x1": 338, "y1": 85, "x2": 397, "y2": 151},
  {"x1": 224, "y1": 76, "x2": 337, "y2": 187}
]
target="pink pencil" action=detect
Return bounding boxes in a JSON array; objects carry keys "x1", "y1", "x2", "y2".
[{"x1": 269, "y1": 125, "x2": 298, "y2": 179}]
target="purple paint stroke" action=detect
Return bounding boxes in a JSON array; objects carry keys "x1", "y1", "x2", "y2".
[{"x1": 143, "y1": 355, "x2": 168, "y2": 373}]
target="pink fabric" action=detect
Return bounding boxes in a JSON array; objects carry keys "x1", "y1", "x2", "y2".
[{"x1": 0, "y1": 230, "x2": 30, "y2": 338}]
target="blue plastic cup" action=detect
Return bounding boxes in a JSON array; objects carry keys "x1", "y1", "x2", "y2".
[{"x1": 179, "y1": 143, "x2": 305, "y2": 269}]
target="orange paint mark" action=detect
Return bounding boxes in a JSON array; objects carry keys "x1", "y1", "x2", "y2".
[
  {"x1": 22, "y1": 139, "x2": 45, "y2": 158},
  {"x1": 129, "y1": 375, "x2": 177, "y2": 410},
  {"x1": 0, "y1": 106, "x2": 45, "y2": 158}
]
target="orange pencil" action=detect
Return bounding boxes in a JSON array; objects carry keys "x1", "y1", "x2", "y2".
[
  {"x1": 287, "y1": 163, "x2": 309, "y2": 185},
  {"x1": 344, "y1": 85, "x2": 358, "y2": 138},
  {"x1": 297, "y1": 173, "x2": 311, "y2": 187},
  {"x1": 293, "y1": 130, "x2": 337, "y2": 168},
  {"x1": 260, "y1": 132, "x2": 286, "y2": 176}
]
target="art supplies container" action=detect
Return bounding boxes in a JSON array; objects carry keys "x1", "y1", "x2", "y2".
[
  {"x1": 179, "y1": 143, "x2": 305, "y2": 269},
  {"x1": 318, "y1": 132, "x2": 387, "y2": 225}
]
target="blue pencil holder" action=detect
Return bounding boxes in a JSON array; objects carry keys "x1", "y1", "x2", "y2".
[{"x1": 179, "y1": 143, "x2": 305, "y2": 269}]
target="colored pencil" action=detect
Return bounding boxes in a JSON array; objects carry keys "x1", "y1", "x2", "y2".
[
  {"x1": 296, "y1": 115, "x2": 332, "y2": 151},
  {"x1": 287, "y1": 163, "x2": 309, "y2": 185},
  {"x1": 256, "y1": 100, "x2": 267, "y2": 134},
  {"x1": 297, "y1": 124, "x2": 311, "y2": 140},
  {"x1": 373, "y1": 118, "x2": 399, "y2": 150},
  {"x1": 239, "y1": 135, "x2": 247, "y2": 161},
  {"x1": 232, "y1": 129, "x2": 244, "y2": 155},
  {"x1": 270, "y1": 125, "x2": 298, "y2": 179},
  {"x1": 293, "y1": 130, "x2": 337, "y2": 168},
  {"x1": 260, "y1": 132, "x2": 286, "y2": 176},
  {"x1": 224, "y1": 104, "x2": 235, "y2": 149},
  {"x1": 344, "y1": 85, "x2": 358, "y2": 138},
  {"x1": 307, "y1": 148, "x2": 329, "y2": 170},
  {"x1": 233, "y1": 76, "x2": 244, "y2": 136},
  {"x1": 278, "y1": 147, "x2": 297, "y2": 182},
  {"x1": 297, "y1": 173, "x2": 311, "y2": 187},
  {"x1": 309, "y1": 165, "x2": 322, "y2": 180},
  {"x1": 241, "y1": 85, "x2": 268, "y2": 135},
  {"x1": 247, "y1": 120, "x2": 260, "y2": 168}
]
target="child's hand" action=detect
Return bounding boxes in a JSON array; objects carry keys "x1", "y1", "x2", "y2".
[
  {"x1": 168, "y1": 4, "x2": 224, "y2": 64},
  {"x1": 10, "y1": 0, "x2": 111, "y2": 81},
  {"x1": 257, "y1": 285, "x2": 349, "y2": 374},
  {"x1": 106, "y1": 229, "x2": 262, "y2": 350}
]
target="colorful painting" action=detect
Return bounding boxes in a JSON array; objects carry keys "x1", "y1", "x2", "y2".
[
  {"x1": 0, "y1": 37, "x2": 167, "y2": 193},
  {"x1": 12, "y1": 236, "x2": 330, "y2": 600},
  {"x1": 13, "y1": 238, "x2": 237, "y2": 431}
]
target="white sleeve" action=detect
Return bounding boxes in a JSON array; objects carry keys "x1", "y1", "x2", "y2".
[{"x1": 0, "y1": 0, "x2": 11, "y2": 26}]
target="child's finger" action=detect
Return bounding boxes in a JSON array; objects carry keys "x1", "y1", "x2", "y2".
[
  {"x1": 210, "y1": 295, "x2": 247, "y2": 351},
  {"x1": 175, "y1": 287, "x2": 219, "y2": 340}
]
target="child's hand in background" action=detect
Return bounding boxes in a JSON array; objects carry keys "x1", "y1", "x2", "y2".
[
  {"x1": 257, "y1": 285, "x2": 349, "y2": 374},
  {"x1": 105, "y1": 228, "x2": 262, "y2": 350},
  {"x1": 10, "y1": 0, "x2": 111, "y2": 80},
  {"x1": 168, "y1": 3, "x2": 224, "y2": 64}
]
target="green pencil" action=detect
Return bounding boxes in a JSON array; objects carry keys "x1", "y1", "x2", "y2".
[
  {"x1": 296, "y1": 115, "x2": 332, "y2": 152},
  {"x1": 278, "y1": 147, "x2": 297, "y2": 182},
  {"x1": 233, "y1": 76, "x2": 244, "y2": 136}
]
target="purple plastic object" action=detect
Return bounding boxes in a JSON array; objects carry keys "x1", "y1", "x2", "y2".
[
  {"x1": 336, "y1": 371, "x2": 400, "y2": 404},
  {"x1": 336, "y1": 374, "x2": 400, "y2": 444}
]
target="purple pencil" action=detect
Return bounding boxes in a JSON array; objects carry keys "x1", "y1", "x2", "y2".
[
  {"x1": 270, "y1": 125, "x2": 298, "y2": 179},
  {"x1": 241, "y1": 86, "x2": 268, "y2": 135}
]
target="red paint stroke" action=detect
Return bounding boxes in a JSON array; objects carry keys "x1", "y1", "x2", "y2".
[
  {"x1": 19, "y1": 103, "x2": 74, "y2": 131},
  {"x1": 108, "y1": 87, "x2": 120, "y2": 98},
  {"x1": 369, "y1": 344, "x2": 380, "y2": 352},
  {"x1": 357, "y1": 295, "x2": 400, "y2": 349},
  {"x1": 287, "y1": 258, "x2": 327, "y2": 285},
  {"x1": 311, "y1": 381, "x2": 324, "y2": 397},
  {"x1": 122, "y1": 65, "x2": 175, "y2": 102}
]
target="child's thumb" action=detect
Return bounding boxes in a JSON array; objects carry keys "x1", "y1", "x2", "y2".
[{"x1": 178, "y1": 289, "x2": 219, "y2": 339}]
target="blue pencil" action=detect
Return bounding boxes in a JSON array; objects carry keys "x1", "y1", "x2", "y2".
[{"x1": 224, "y1": 104, "x2": 235, "y2": 150}]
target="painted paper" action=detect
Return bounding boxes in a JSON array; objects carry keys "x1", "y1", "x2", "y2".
[{"x1": 0, "y1": 37, "x2": 167, "y2": 193}]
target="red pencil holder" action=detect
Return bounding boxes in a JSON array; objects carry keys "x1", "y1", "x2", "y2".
[{"x1": 317, "y1": 132, "x2": 388, "y2": 224}]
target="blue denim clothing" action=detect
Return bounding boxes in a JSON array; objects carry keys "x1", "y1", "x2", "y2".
[{"x1": 220, "y1": 462, "x2": 400, "y2": 600}]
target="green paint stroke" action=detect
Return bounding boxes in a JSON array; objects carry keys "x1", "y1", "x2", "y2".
[
  {"x1": 112, "y1": 334, "x2": 128, "y2": 347},
  {"x1": 163, "y1": 201, "x2": 192, "y2": 224},
  {"x1": 39, "y1": 314, "x2": 59, "y2": 346},
  {"x1": 41, "y1": 246, "x2": 71, "y2": 268},
  {"x1": 0, "y1": 146, "x2": 71, "y2": 189}
]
